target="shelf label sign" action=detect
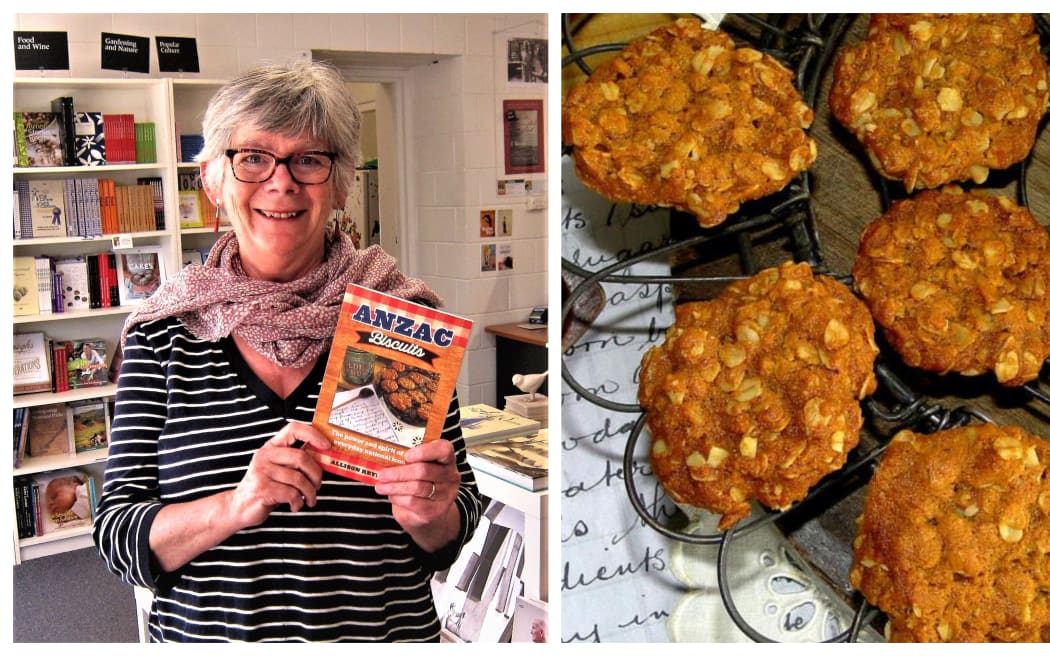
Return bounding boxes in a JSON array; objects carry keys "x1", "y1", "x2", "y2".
[
  {"x1": 155, "y1": 35, "x2": 200, "y2": 73},
  {"x1": 101, "y1": 32, "x2": 149, "y2": 74},
  {"x1": 13, "y1": 31, "x2": 69, "y2": 70}
]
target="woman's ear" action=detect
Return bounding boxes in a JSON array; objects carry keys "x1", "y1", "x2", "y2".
[{"x1": 199, "y1": 161, "x2": 220, "y2": 204}]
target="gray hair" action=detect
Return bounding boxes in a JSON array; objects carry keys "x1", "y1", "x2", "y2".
[{"x1": 197, "y1": 59, "x2": 361, "y2": 196}]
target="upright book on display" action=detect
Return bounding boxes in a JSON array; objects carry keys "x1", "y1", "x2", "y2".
[{"x1": 310, "y1": 284, "x2": 473, "y2": 483}]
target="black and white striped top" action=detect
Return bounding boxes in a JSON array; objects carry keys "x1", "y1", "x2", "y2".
[{"x1": 93, "y1": 317, "x2": 482, "y2": 642}]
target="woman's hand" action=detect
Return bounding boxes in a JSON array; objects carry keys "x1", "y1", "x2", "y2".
[
  {"x1": 374, "y1": 439, "x2": 462, "y2": 552},
  {"x1": 227, "y1": 422, "x2": 331, "y2": 528}
]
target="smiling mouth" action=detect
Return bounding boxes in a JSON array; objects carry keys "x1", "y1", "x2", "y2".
[{"x1": 258, "y1": 209, "x2": 303, "y2": 219}]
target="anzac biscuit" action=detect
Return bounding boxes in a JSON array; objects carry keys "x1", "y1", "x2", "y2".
[
  {"x1": 563, "y1": 17, "x2": 817, "y2": 227},
  {"x1": 853, "y1": 186, "x2": 1050, "y2": 386},
  {"x1": 829, "y1": 14, "x2": 1050, "y2": 191},
  {"x1": 374, "y1": 361, "x2": 440, "y2": 426},
  {"x1": 851, "y1": 423, "x2": 1050, "y2": 642},
  {"x1": 638, "y1": 261, "x2": 878, "y2": 529}
]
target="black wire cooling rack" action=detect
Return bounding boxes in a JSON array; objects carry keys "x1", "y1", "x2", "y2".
[{"x1": 561, "y1": 13, "x2": 1050, "y2": 643}]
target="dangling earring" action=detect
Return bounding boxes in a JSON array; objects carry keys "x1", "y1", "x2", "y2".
[{"x1": 214, "y1": 199, "x2": 222, "y2": 233}]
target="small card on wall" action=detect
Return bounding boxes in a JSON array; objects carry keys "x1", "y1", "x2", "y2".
[
  {"x1": 482, "y1": 244, "x2": 497, "y2": 272},
  {"x1": 14, "y1": 31, "x2": 69, "y2": 70},
  {"x1": 101, "y1": 32, "x2": 150, "y2": 74},
  {"x1": 155, "y1": 35, "x2": 200, "y2": 73},
  {"x1": 497, "y1": 209, "x2": 513, "y2": 237},
  {"x1": 480, "y1": 209, "x2": 496, "y2": 237},
  {"x1": 497, "y1": 243, "x2": 513, "y2": 271}
]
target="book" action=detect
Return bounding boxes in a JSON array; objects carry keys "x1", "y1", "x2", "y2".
[
  {"x1": 135, "y1": 122, "x2": 156, "y2": 163},
  {"x1": 137, "y1": 177, "x2": 165, "y2": 230},
  {"x1": 511, "y1": 596, "x2": 548, "y2": 643},
  {"x1": 20, "y1": 112, "x2": 65, "y2": 167},
  {"x1": 56, "y1": 337, "x2": 108, "y2": 390},
  {"x1": 13, "y1": 255, "x2": 41, "y2": 316},
  {"x1": 459, "y1": 403, "x2": 542, "y2": 447},
  {"x1": 35, "y1": 256, "x2": 54, "y2": 314},
  {"x1": 115, "y1": 246, "x2": 165, "y2": 305},
  {"x1": 14, "y1": 111, "x2": 29, "y2": 167},
  {"x1": 27, "y1": 402, "x2": 71, "y2": 458},
  {"x1": 101, "y1": 113, "x2": 136, "y2": 163},
  {"x1": 51, "y1": 340, "x2": 69, "y2": 393},
  {"x1": 310, "y1": 284, "x2": 474, "y2": 483},
  {"x1": 181, "y1": 249, "x2": 204, "y2": 267},
  {"x1": 178, "y1": 189, "x2": 204, "y2": 228},
  {"x1": 466, "y1": 431, "x2": 548, "y2": 491},
  {"x1": 67, "y1": 398, "x2": 109, "y2": 453},
  {"x1": 14, "y1": 179, "x2": 32, "y2": 237},
  {"x1": 14, "y1": 476, "x2": 37, "y2": 538},
  {"x1": 27, "y1": 178, "x2": 67, "y2": 238},
  {"x1": 73, "y1": 111, "x2": 105, "y2": 165},
  {"x1": 14, "y1": 407, "x2": 31, "y2": 468},
  {"x1": 14, "y1": 331, "x2": 53, "y2": 395},
  {"x1": 31, "y1": 468, "x2": 94, "y2": 535},
  {"x1": 49, "y1": 96, "x2": 77, "y2": 166},
  {"x1": 53, "y1": 256, "x2": 92, "y2": 311}
]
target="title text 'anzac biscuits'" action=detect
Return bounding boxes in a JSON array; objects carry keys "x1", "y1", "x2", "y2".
[
  {"x1": 853, "y1": 186, "x2": 1050, "y2": 387},
  {"x1": 638, "y1": 261, "x2": 878, "y2": 529},
  {"x1": 563, "y1": 18, "x2": 818, "y2": 227},
  {"x1": 851, "y1": 424, "x2": 1050, "y2": 642},
  {"x1": 830, "y1": 14, "x2": 1050, "y2": 191}
]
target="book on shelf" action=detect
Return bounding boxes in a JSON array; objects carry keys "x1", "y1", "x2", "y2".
[
  {"x1": 182, "y1": 249, "x2": 205, "y2": 267},
  {"x1": 466, "y1": 431, "x2": 548, "y2": 491},
  {"x1": 73, "y1": 111, "x2": 105, "y2": 165},
  {"x1": 49, "y1": 96, "x2": 77, "y2": 166},
  {"x1": 310, "y1": 283, "x2": 474, "y2": 484},
  {"x1": 101, "y1": 113, "x2": 136, "y2": 163},
  {"x1": 55, "y1": 337, "x2": 109, "y2": 391},
  {"x1": 137, "y1": 177, "x2": 165, "y2": 230},
  {"x1": 135, "y1": 122, "x2": 157, "y2": 163},
  {"x1": 52, "y1": 339, "x2": 70, "y2": 393},
  {"x1": 30, "y1": 468, "x2": 96, "y2": 536},
  {"x1": 26, "y1": 177, "x2": 68, "y2": 239},
  {"x1": 14, "y1": 111, "x2": 28, "y2": 167},
  {"x1": 179, "y1": 134, "x2": 204, "y2": 162},
  {"x1": 178, "y1": 189, "x2": 205, "y2": 228},
  {"x1": 14, "y1": 476, "x2": 37, "y2": 538},
  {"x1": 13, "y1": 255, "x2": 41, "y2": 317},
  {"x1": 68, "y1": 398, "x2": 109, "y2": 454},
  {"x1": 35, "y1": 256, "x2": 54, "y2": 315},
  {"x1": 53, "y1": 256, "x2": 92, "y2": 311},
  {"x1": 115, "y1": 246, "x2": 166, "y2": 305},
  {"x1": 14, "y1": 407, "x2": 32, "y2": 468},
  {"x1": 19, "y1": 112, "x2": 65, "y2": 167},
  {"x1": 459, "y1": 403, "x2": 542, "y2": 447},
  {"x1": 14, "y1": 331, "x2": 53, "y2": 395},
  {"x1": 27, "y1": 402, "x2": 72, "y2": 458}
]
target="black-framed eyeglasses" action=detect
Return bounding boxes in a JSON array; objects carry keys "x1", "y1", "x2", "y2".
[{"x1": 225, "y1": 148, "x2": 338, "y2": 185}]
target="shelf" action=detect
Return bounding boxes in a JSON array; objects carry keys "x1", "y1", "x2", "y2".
[
  {"x1": 13, "y1": 383, "x2": 117, "y2": 409},
  {"x1": 15, "y1": 307, "x2": 132, "y2": 325},
  {"x1": 14, "y1": 162, "x2": 165, "y2": 176},
  {"x1": 16, "y1": 525, "x2": 96, "y2": 563},
  {"x1": 15, "y1": 448, "x2": 110, "y2": 477}
]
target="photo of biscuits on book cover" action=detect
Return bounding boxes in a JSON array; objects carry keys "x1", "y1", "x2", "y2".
[{"x1": 311, "y1": 283, "x2": 473, "y2": 484}]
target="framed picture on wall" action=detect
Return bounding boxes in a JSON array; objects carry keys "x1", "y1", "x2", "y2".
[{"x1": 502, "y1": 99, "x2": 544, "y2": 176}]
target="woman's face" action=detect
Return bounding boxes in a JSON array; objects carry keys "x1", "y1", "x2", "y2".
[{"x1": 202, "y1": 128, "x2": 346, "y2": 282}]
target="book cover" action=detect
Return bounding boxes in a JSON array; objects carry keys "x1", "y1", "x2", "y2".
[
  {"x1": 49, "y1": 96, "x2": 76, "y2": 166},
  {"x1": 73, "y1": 111, "x2": 105, "y2": 165},
  {"x1": 53, "y1": 256, "x2": 91, "y2": 311},
  {"x1": 466, "y1": 432, "x2": 548, "y2": 491},
  {"x1": 511, "y1": 596, "x2": 548, "y2": 643},
  {"x1": 27, "y1": 402, "x2": 71, "y2": 458},
  {"x1": 14, "y1": 476, "x2": 36, "y2": 538},
  {"x1": 57, "y1": 337, "x2": 108, "y2": 390},
  {"x1": 21, "y1": 112, "x2": 64, "y2": 167},
  {"x1": 28, "y1": 178, "x2": 67, "y2": 238},
  {"x1": 310, "y1": 284, "x2": 473, "y2": 483},
  {"x1": 13, "y1": 255, "x2": 41, "y2": 316},
  {"x1": 115, "y1": 246, "x2": 165, "y2": 305},
  {"x1": 52, "y1": 341, "x2": 69, "y2": 393},
  {"x1": 178, "y1": 189, "x2": 204, "y2": 228},
  {"x1": 31, "y1": 468, "x2": 94, "y2": 535},
  {"x1": 459, "y1": 403, "x2": 542, "y2": 447},
  {"x1": 15, "y1": 178, "x2": 33, "y2": 237},
  {"x1": 13, "y1": 331, "x2": 52, "y2": 395},
  {"x1": 181, "y1": 249, "x2": 204, "y2": 267},
  {"x1": 137, "y1": 177, "x2": 165, "y2": 230},
  {"x1": 101, "y1": 113, "x2": 135, "y2": 163},
  {"x1": 14, "y1": 407, "x2": 31, "y2": 468},
  {"x1": 35, "y1": 256, "x2": 53, "y2": 315},
  {"x1": 68, "y1": 398, "x2": 109, "y2": 453},
  {"x1": 135, "y1": 122, "x2": 156, "y2": 163},
  {"x1": 14, "y1": 111, "x2": 29, "y2": 167}
]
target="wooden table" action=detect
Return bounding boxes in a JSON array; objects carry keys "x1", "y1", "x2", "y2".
[{"x1": 484, "y1": 323, "x2": 548, "y2": 406}]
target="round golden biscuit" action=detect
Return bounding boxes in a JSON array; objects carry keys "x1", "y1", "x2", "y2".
[
  {"x1": 853, "y1": 186, "x2": 1050, "y2": 386},
  {"x1": 851, "y1": 423, "x2": 1050, "y2": 642},
  {"x1": 830, "y1": 14, "x2": 1050, "y2": 191},
  {"x1": 563, "y1": 17, "x2": 817, "y2": 227},
  {"x1": 638, "y1": 261, "x2": 878, "y2": 529}
]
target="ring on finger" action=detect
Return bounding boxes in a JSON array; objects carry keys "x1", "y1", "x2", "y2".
[{"x1": 427, "y1": 481, "x2": 437, "y2": 500}]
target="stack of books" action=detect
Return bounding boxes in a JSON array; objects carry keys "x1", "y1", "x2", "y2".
[
  {"x1": 466, "y1": 430, "x2": 548, "y2": 492},
  {"x1": 459, "y1": 403, "x2": 541, "y2": 447},
  {"x1": 503, "y1": 393, "x2": 548, "y2": 426}
]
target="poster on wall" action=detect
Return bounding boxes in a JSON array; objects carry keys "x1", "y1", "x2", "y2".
[
  {"x1": 481, "y1": 244, "x2": 497, "y2": 273},
  {"x1": 502, "y1": 99, "x2": 544, "y2": 176},
  {"x1": 480, "y1": 210, "x2": 496, "y2": 237},
  {"x1": 506, "y1": 37, "x2": 548, "y2": 84},
  {"x1": 100, "y1": 32, "x2": 149, "y2": 74},
  {"x1": 497, "y1": 209, "x2": 513, "y2": 237},
  {"x1": 155, "y1": 35, "x2": 200, "y2": 73},
  {"x1": 14, "y1": 31, "x2": 69, "y2": 70}
]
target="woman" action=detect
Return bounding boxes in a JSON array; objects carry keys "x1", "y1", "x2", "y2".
[{"x1": 93, "y1": 61, "x2": 482, "y2": 642}]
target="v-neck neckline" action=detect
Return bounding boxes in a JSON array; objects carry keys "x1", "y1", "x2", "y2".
[{"x1": 221, "y1": 337, "x2": 327, "y2": 419}]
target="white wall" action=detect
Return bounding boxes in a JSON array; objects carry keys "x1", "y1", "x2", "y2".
[{"x1": 12, "y1": 13, "x2": 550, "y2": 406}]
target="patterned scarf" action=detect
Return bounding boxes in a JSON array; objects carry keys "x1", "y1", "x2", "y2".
[{"x1": 120, "y1": 229, "x2": 441, "y2": 368}]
